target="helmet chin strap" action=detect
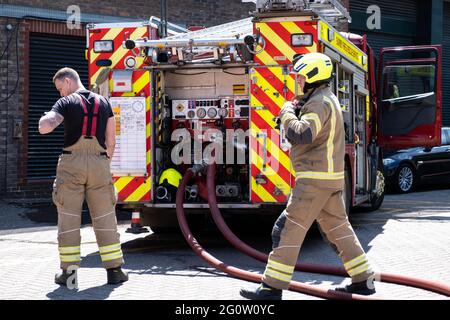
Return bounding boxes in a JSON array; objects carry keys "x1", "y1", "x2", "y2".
[
  {"x1": 300, "y1": 81, "x2": 331, "y2": 104},
  {"x1": 299, "y1": 86, "x2": 318, "y2": 105}
]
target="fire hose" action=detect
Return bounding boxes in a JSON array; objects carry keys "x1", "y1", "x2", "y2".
[
  {"x1": 176, "y1": 167, "x2": 372, "y2": 300},
  {"x1": 204, "y1": 164, "x2": 450, "y2": 298},
  {"x1": 176, "y1": 165, "x2": 450, "y2": 299}
]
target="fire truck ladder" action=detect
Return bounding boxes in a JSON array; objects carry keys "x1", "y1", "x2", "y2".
[
  {"x1": 123, "y1": 18, "x2": 256, "y2": 64},
  {"x1": 122, "y1": 1, "x2": 351, "y2": 62},
  {"x1": 253, "y1": 0, "x2": 351, "y2": 25},
  {"x1": 167, "y1": 18, "x2": 253, "y2": 41}
]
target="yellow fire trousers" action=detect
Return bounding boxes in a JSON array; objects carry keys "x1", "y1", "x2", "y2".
[
  {"x1": 263, "y1": 183, "x2": 375, "y2": 290},
  {"x1": 52, "y1": 137, "x2": 124, "y2": 270}
]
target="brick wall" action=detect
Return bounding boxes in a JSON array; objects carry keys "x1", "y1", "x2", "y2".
[
  {"x1": 3, "y1": 0, "x2": 256, "y2": 27},
  {"x1": 0, "y1": 17, "x2": 28, "y2": 198}
]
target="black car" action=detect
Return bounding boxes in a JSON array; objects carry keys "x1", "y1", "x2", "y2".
[{"x1": 383, "y1": 127, "x2": 450, "y2": 193}]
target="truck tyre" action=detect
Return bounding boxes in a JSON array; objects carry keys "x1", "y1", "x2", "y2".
[{"x1": 368, "y1": 170, "x2": 385, "y2": 211}]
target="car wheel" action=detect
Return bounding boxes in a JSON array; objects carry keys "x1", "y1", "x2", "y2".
[{"x1": 395, "y1": 163, "x2": 415, "y2": 193}]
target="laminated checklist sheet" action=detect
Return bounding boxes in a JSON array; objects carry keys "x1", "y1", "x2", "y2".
[{"x1": 109, "y1": 97, "x2": 147, "y2": 176}]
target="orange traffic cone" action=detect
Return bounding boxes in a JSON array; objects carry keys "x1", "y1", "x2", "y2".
[{"x1": 126, "y1": 211, "x2": 149, "y2": 234}]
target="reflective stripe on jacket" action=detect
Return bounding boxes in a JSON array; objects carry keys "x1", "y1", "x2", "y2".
[{"x1": 279, "y1": 86, "x2": 345, "y2": 190}]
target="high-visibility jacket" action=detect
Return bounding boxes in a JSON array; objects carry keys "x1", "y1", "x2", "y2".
[{"x1": 280, "y1": 85, "x2": 345, "y2": 190}]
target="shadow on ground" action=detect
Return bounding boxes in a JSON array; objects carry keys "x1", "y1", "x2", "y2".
[
  {"x1": 24, "y1": 202, "x2": 131, "y2": 224},
  {"x1": 46, "y1": 281, "x2": 125, "y2": 300},
  {"x1": 0, "y1": 200, "x2": 132, "y2": 232}
]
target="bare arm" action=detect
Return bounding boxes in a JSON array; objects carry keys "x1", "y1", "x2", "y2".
[
  {"x1": 105, "y1": 116, "x2": 116, "y2": 159},
  {"x1": 39, "y1": 111, "x2": 64, "y2": 134}
]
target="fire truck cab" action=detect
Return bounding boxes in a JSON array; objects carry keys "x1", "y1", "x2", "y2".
[{"x1": 86, "y1": 0, "x2": 442, "y2": 230}]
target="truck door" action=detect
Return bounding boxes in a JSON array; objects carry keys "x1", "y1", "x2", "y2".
[{"x1": 377, "y1": 46, "x2": 442, "y2": 150}]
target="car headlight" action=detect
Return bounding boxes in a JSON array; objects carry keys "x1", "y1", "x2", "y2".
[{"x1": 383, "y1": 158, "x2": 396, "y2": 166}]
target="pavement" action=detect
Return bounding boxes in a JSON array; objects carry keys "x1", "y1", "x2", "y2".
[{"x1": 0, "y1": 185, "x2": 450, "y2": 301}]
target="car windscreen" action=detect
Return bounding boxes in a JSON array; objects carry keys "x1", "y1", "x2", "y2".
[{"x1": 442, "y1": 128, "x2": 450, "y2": 146}]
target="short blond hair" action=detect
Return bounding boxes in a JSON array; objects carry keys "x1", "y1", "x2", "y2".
[{"x1": 53, "y1": 67, "x2": 80, "y2": 84}]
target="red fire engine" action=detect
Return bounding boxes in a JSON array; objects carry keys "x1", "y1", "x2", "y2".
[{"x1": 86, "y1": 0, "x2": 442, "y2": 231}]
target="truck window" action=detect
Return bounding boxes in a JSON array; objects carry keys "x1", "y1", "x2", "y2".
[{"x1": 382, "y1": 65, "x2": 435, "y2": 100}]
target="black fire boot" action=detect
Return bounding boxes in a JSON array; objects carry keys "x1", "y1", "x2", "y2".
[
  {"x1": 107, "y1": 267, "x2": 129, "y2": 285},
  {"x1": 240, "y1": 283, "x2": 282, "y2": 300},
  {"x1": 335, "y1": 280, "x2": 376, "y2": 295},
  {"x1": 55, "y1": 269, "x2": 77, "y2": 286}
]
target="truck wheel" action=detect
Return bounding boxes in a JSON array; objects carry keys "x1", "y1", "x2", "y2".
[
  {"x1": 343, "y1": 166, "x2": 352, "y2": 216},
  {"x1": 368, "y1": 170, "x2": 385, "y2": 211},
  {"x1": 395, "y1": 163, "x2": 415, "y2": 193}
]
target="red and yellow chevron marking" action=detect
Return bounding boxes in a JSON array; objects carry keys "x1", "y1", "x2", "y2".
[
  {"x1": 113, "y1": 176, "x2": 151, "y2": 203},
  {"x1": 255, "y1": 20, "x2": 318, "y2": 65},
  {"x1": 88, "y1": 26, "x2": 153, "y2": 203},
  {"x1": 88, "y1": 26, "x2": 149, "y2": 87},
  {"x1": 250, "y1": 20, "x2": 318, "y2": 203},
  {"x1": 110, "y1": 70, "x2": 152, "y2": 203}
]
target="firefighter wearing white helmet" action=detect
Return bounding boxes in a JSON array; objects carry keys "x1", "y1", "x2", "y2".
[{"x1": 240, "y1": 52, "x2": 376, "y2": 300}]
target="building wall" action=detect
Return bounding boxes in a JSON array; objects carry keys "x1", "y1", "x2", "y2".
[
  {"x1": 443, "y1": 1, "x2": 450, "y2": 126},
  {"x1": 0, "y1": 17, "x2": 87, "y2": 199},
  {"x1": 348, "y1": 0, "x2": 449, "y2": 126},
  {"x1": 1, "y1": 17, "x2": 28, "y2": 197},
  {"x1": 349, "y1": 0, "x2": 420, "y2": 55},
  {"x1": 2, "y1": 0, "x2": 255, "y2": 27}
]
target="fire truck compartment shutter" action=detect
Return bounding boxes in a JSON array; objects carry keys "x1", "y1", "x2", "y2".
[{"x1": 112, "y1": 70, "x2": 133, "y2": 92}]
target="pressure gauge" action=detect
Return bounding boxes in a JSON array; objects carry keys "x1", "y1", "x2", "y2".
[
  {"x1": 207, "y1": 108, "x2": 217, "y2": 119},
  {"x1": 187, "y1": 110, "x2": 195, "y2": 119},
  {"x1": 196, "y1": 108, "x2": 206, "y2": 119},
  {"x1": 176, "y1": 104, "x2": 185, "y2": 112},
  {"x1": 218, "y1": 108, "x2": 228, "y2": 118}
]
